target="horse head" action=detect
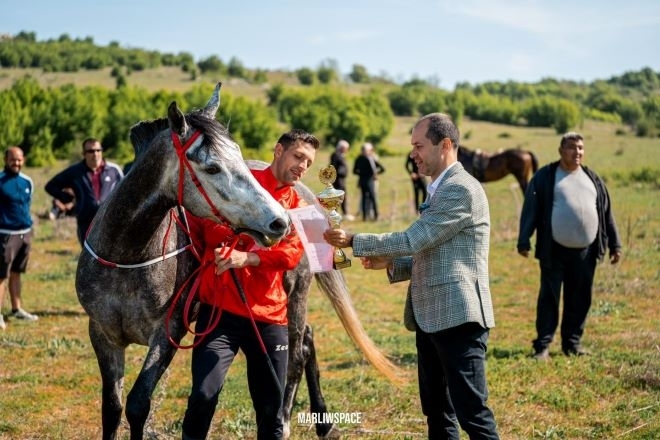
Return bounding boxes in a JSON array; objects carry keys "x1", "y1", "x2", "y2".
[{"x1": 129, "y1": 82, "x2": 290, "y2": 247}]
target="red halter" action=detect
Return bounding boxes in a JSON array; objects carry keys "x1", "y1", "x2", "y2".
[
  {"x1": 83, "y1": 129, "x2": 244, "y2": 349},
  {"x1": 171, "y1": 130, "x2": 231, "y2": 224},
  {"x1": 166, "y1": 129, "x2": 240, "y2": 349}
]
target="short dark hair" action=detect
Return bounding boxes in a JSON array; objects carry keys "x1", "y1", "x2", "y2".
[
  {"x1": 82, "y1": 138, "x2": 102, "y2": 149},
  {"x1": 277, "y1": 129, "x2": 320, "y2": 151},
  {"x1": 417, "y1": 113, "x2": 460, "y2": 149},
  {"x1": 560, "y1": 132, "x2": 583, "y2": 148}
]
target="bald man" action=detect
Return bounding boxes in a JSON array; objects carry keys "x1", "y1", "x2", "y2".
[{"x1": 0, "y1": 147, "x2": 39, "y2": 329}]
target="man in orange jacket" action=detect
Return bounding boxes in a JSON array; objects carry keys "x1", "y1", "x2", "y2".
[{"x1": 182, "y1": 129, "x2": 319, "y2": 440}]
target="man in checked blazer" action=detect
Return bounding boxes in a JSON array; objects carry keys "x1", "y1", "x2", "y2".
[{"x1": 324, "y1": 113, "x2": 499, "y2": 439}]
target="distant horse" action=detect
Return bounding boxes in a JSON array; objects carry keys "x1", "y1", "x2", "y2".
[
  {"x1": 458, "y1": 145, "x2": 539, "y2": 193},
  {"x1": 76, "y1": 83, "x2": 400, "y2": 440}
]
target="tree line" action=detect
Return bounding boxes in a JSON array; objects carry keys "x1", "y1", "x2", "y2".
[{"x1": 1, "y1": 32, "x2": 658, "y2": 166}]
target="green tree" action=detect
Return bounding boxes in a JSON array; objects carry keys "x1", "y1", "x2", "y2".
[
  {"x1": 0, "y1": 91, "x2": 28, "y2": 147},
  {"x1": 296, "y1": 67, "x2": 315, "y2": 86},
  {"x1": 227, "y1": 56, "x2": 246, "y2": 78},
  {"x1": 418, "y1": 89, "x2": 448, "y2": 116},
  {"x1": 48, "y1": 85, "x2": 111, "y2": 158},
  {"x1": 349, "y1": 64, "x2": 370, "y2": 83},
  {"x1": 26, "y1": 127, "x2": 56, "y2": 166},
  {"x1": 105, "y1": 86, "x2": 157, "y2": 162},
  {"x1": 552, "y1": 99, "x2": 581, "y2": 133},
  {"x1": 197, "y1": 55, "x2": 226, "y2": 74},
  {"x1": 359, "y1": 89, "x2": 394, "y2": 145},
  {"x1": 218, "y1": 95, "x2": 279, "y2": 154},
  {"x1": 317, "y1": 59, "x2": 340, "y2": 84}
]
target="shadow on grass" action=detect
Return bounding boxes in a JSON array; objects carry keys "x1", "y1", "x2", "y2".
[
  {"x1": 18, "y1": 309, "x2": 87, "y2": 318},
  {"x1": 45, "y1": 248, "x2": 78, "y2": 257},
  {"x1": 489, "y1": 346, "x2": 531, "y2": 359},
  {"x1": 329, "y1": 352, "x2": 417, "y2": 371}
]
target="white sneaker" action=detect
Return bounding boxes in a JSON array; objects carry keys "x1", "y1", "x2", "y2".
[
  {"x1": 12, "y1": 308, "x2": 38, "y2": 321},
  {"x1": 0, "y1": 314, "x2": 6, "y2": 330}
]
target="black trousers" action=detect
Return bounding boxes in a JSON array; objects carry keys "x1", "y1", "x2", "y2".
[
  {"x1": 333, "y1": 178, "x2": 347, "y2": 214},
  {"x1": 358, "y1": 179, "x2": 378, "y2": 221},
  {"x1": 416, "y1": 323, "x2": 499, "y2": 440},
  {"x1": 411, "y1": 177, "x2": 427, "y2": 210},
  {"x1": 533, "y1": 241, "x2": 597, "y2": 353},
  {"x1": 182, "y1": 308, "x2": 288, "y2": 440}
]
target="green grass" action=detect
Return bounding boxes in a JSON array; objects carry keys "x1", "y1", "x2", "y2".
[{"x1": 1, "y1": 116, "x2": 659, "y2": 439}]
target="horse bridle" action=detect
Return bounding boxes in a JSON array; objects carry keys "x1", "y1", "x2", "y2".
[
  {"x1": 171, "y1": 129, "x2": 233, "y2": 227},
  {"x1": 83, "y1": 129, "x2": 235, "y2": 269}
]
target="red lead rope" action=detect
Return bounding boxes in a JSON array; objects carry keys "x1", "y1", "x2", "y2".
[
  {"x1": 165, "y1": 224, "x2": 241, "y2": 349},
  {"x1": 165, "y1": 129, "x2": 242, "y2": 349}
]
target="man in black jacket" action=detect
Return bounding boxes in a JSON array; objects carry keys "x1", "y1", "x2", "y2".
[
  {"x1": 353, "y1": 142, "x2": 384, "y2": 221},
  {"x1": 45, "y1": 138, "x2": 123, "y2": 245},
  {"x1": 517, "y1": 132, "x2": 622, "y2": 360}
]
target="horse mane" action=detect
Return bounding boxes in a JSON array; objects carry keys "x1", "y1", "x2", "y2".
[
  {"x1": 129, "y1": 118, "x2": 170, "y2": 158},
  {"x1": 129, "y1": 109, "x2": 233, "y2": 159}
]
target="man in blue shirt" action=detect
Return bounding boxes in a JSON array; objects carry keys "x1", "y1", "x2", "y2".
[{"x1": 0, "y1": 146, "x2": 38, "y2": 329}]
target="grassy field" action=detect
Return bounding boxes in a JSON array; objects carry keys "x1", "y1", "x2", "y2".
[{"x1": 0, "y1": 111, "x2": 658, "y2": 439}]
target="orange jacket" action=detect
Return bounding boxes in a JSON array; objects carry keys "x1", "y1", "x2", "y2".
[{"x1": 189, "y1": 167, "x2": 304, "y2": 324}]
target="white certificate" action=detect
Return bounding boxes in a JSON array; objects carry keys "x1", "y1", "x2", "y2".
[{"x1": 288, "y1": 204, "x2": 335, "y2": 273}]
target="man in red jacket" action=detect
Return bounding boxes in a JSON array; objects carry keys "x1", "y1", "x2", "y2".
[{"x1": 182, "y1": 129, "x2": 320, "y2": 440}]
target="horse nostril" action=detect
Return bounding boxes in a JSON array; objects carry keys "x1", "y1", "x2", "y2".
[{"x1": 270, "y1": 218, "x2": 289, "y2": 235}]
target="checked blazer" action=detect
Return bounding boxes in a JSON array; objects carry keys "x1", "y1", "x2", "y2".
[{"x1": 352, "y1": 162, "x2": 495, "y2": 333}]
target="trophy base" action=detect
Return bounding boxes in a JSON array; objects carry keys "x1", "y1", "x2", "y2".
[
  {"x1": 333, "y1": 248, "x2": 351, "y2": 270},
  {"x1": 333, "y1": 259, "x2": 352, "y2": 270}
]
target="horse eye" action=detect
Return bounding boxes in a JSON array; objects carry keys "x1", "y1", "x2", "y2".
[{"x1": 205, "y1": 164, "x2": 221, "y2": 175}]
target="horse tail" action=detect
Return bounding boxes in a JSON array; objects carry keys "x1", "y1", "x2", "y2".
[
  {"x1": 529, "y1": 150, "x2": 539, "y2": 173},
  {"x1": 314, "y1": 270, "x2": 405, "y2": 385}
]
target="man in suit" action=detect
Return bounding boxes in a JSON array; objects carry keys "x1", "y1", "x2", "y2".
[
  {"x1": 353, "y1": 142, "x2": 385, "y2": 221},
  {"x1": 324, "y1": 113, "x2": 499, "y2": 439}
]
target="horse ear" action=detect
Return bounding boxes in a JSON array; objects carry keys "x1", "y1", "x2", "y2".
[
  {"x1": 167, "y1": 101, "x2": 188, "y2": 136},
  {"x1": 202, "y1": 82, "x2": 222, "y2": 119}
]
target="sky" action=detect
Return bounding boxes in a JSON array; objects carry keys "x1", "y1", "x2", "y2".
[{"x1": 2, "y1": 0, "x2": 659, "y2": 89}]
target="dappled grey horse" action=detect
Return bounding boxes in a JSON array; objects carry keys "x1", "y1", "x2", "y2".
[{"x1": 76, "y1": 83, "x2": 400, "y2": 440}]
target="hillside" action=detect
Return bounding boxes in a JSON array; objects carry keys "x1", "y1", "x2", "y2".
[{"x1": 1, "y1": 32, "x2": 659, "y2": 168}]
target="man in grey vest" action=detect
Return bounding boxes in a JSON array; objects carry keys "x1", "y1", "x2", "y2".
[{"x1": 517, "y1": 132, "x2": 622, "y2": 360}]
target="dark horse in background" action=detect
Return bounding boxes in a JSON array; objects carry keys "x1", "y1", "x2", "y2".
[
  {"x1": 76, "y1": 83, "x2": 401, "y2": 440},
  {"x1": 458, "y1": 145, "x2": 539, "y2": 193}
]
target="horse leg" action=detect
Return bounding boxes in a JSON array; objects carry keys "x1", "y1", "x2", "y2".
[
  {"x1": 303, "y1": 324, "x2": 340, "y2": 439},
  {"x1": 88, "y1": 320, "x2": 125, "y2": 440},
  {"x1": 124, "y1": 328, "x2": 181, "y2": 440},
  {"x1": 283, "y1": 308, "x2": 306, "y2": 440},
  {"x1": 282, "y1": 259, "x2": 312, "y2": 440}
]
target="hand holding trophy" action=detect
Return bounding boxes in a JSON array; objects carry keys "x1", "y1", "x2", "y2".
[{"x1": 316, "y1": 165, "x2": 351, "y2": 269}]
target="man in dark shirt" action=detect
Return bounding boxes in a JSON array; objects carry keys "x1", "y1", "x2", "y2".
[
  {"x1": 45, "y1": 138, "x2": 123, "y2": 245},
  {"x1": 517, "y1": 132, "x2": 622, "y2": 360}
]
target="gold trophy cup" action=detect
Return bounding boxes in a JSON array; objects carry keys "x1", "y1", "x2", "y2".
[{"x1": 316, "y1": 165, "x2": 351, "y2": 269}]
